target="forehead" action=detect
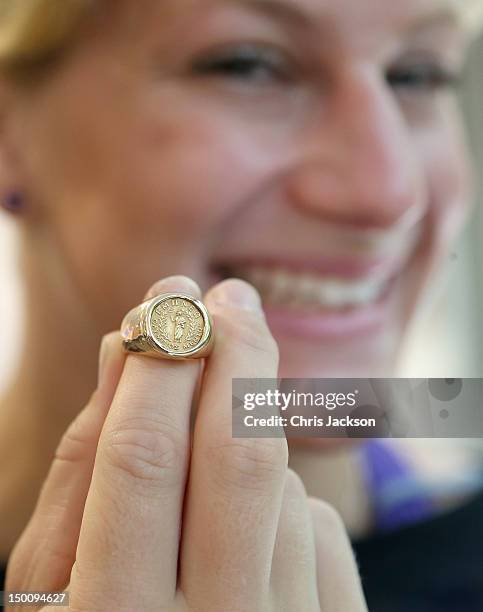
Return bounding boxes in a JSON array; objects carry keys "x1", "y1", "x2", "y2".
[
  {"x1": 100, "y1": 0, "x2": 472, "y2": 54},
  {"x1": 113, "y1": 0, "x2": 471, "y2": 24},
  {"x1": 153, "y1": 0, "x2": 468, "y2": 22},
  {"x1": 235, "y1": 0, "x2": 471, "y2": 33}
]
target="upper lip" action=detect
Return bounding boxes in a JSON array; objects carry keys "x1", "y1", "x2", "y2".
[{"x1": 211, "y1": 211, "x2": 425, "y2": 286}]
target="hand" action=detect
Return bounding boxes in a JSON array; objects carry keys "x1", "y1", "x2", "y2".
[{"x1": 5, "y1": 276, "x2": 367, "y2": 612}]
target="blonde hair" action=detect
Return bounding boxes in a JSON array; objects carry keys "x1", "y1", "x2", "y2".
[
  {"x1": 0, "y1": 0, "x2": 93, "y2": 74},
  {"x1": 0, "y1": 0, "x2": 482, "y2": 77}
]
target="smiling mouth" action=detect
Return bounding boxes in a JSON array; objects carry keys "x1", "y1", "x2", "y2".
[
  {"x1": 209, "y1": 204, "x2": 426, "y2": 316},
  {"x1": 213, "y1": 261, "x2": 399, "y2": 312}
]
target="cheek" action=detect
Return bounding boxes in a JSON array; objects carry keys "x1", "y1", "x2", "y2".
[
  {"x1": 396, "y1": 111, "x2": 473, "y2": 336},
  {"x1": 423, "y1": 117, "x2": 473, "y2": 254},
  {"x1": 27, "y1": 91, "x2": 276, "y2": 325},
  {"x1": 133, "y1": 124, "x2": 262, "y2": 228}
]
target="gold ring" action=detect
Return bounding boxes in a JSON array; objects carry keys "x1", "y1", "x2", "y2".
[{"x1": 121, "y1": 293, "x2": 214, "y2": 360}]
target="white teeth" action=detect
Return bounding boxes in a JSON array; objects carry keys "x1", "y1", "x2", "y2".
[
  {"x1": 267, "y1": 268, "x2": 292, "y2": 302},
  {"x1": 243, "y1": 266, "x2": 267, "y2": 287},
  {"x1": 232, "y1": 266, "x2": 390, "y2": 309},
  {"x1": 294, "y1": 274, "x2": 320, "y2": 308}
]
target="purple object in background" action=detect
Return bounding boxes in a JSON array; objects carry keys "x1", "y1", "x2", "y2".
[{"x1": 361, "y1": 440, "x2": 435, "y2": 532}]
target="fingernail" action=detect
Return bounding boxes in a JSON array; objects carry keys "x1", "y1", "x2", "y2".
[
  {"x1": 144, "y1": 275, "x2": 201, "y2": 301},
  {"x1": 211, "y1": 279, "x2": 263, "y2": 312}
]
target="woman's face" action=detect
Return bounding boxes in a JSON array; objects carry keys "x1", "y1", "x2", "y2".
[{"x1": 9, "y1": 0, "x2": 473, "y2": 377}]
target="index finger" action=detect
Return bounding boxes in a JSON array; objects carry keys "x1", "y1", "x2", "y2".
[{"x1": 71, "y1": 276, "x2": 202, "y2": 611}]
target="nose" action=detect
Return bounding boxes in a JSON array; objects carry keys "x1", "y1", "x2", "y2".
[{"x1": 285, "y1": 66, "x2": 424, "y2": 229}]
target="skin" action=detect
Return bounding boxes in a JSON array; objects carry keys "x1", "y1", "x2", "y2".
[
  {"x1": 0, "y1": 0, "x2": 477, "y2": 601},
  {"x1": 5, "y1": 275, "x2": 368, "y2": 611}
]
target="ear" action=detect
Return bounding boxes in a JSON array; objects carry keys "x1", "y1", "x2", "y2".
[{"x1": 0, "y1": 77, "x2": 27, "y2": 215}]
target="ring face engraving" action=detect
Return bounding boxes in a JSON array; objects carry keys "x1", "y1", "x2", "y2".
[
  {"x1": 150, "y1": 297, "x2": 205, "y2": 354},
  {"x1": 121, "y1": 292, "x2": 214, "y2": 360}
]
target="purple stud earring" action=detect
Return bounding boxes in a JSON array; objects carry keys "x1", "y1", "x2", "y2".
[{"x1": 2, "y1": 191, "x2": 24, "y2": 214}]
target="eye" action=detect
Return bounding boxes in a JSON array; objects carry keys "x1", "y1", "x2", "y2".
[
  {"x1": 386, "y1": 62, "x2": 461, "y2": 93},
  {"x1": 191, "y1": 43, "x2": 292, "y2": 84}
]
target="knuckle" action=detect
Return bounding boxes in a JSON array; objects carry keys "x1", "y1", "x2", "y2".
[
  {"x1": 102, "y1": 415, "x2": 188, "y2": 488},
  {"x1": 54, "y1": 408, "x2": 96, "y2": 465},
  {"x1": 207, "y1": 437, "x2": 288, "y2": 493}
]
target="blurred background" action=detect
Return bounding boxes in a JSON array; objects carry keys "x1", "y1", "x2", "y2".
[
  {"x1": 401, "y1": 32, "x2": 483, "y2": 377},
  {"x1": 0, "y1": 34, "x2": 483, "y2": 390}
]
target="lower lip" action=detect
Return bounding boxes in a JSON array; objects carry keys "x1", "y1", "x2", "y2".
[{"x1": 262, "y1": 285, "x2": 394, "y2": 342}]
